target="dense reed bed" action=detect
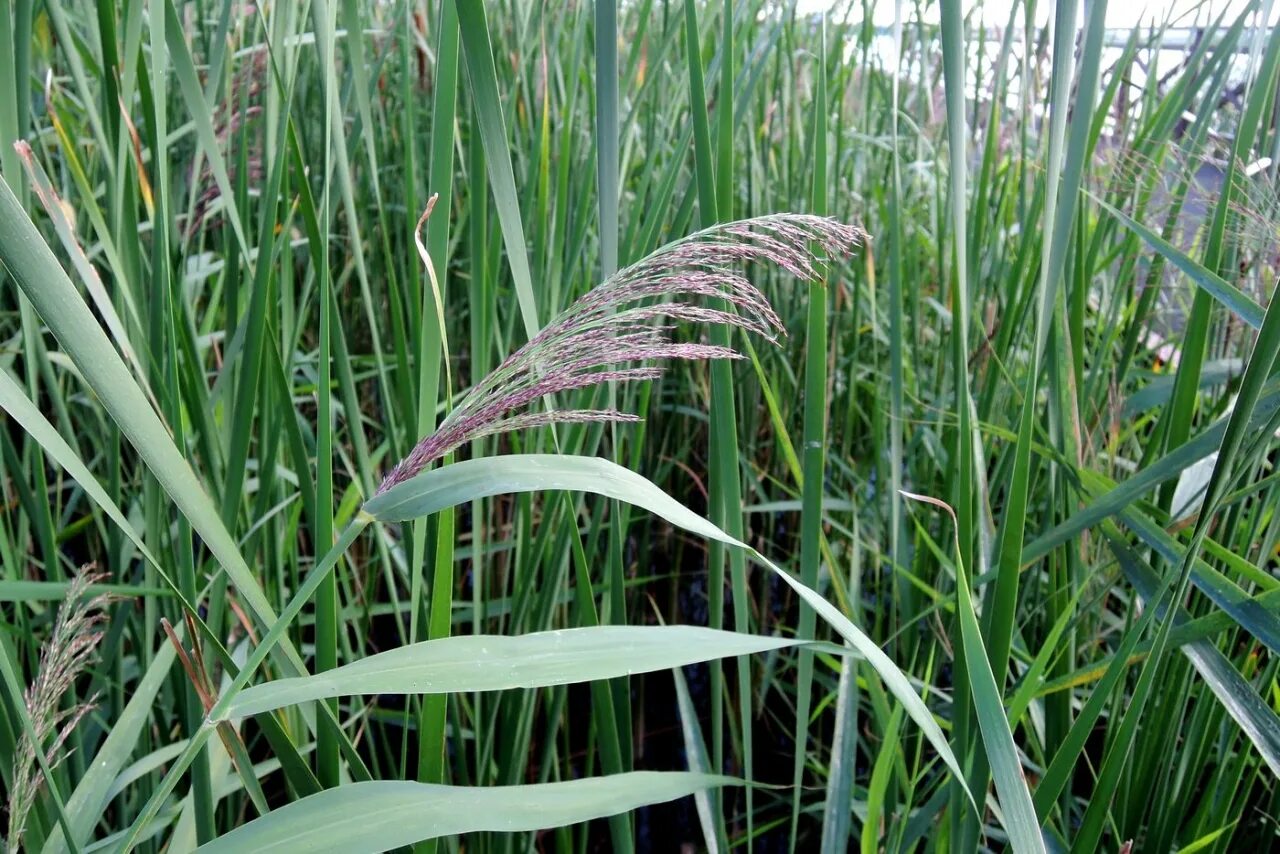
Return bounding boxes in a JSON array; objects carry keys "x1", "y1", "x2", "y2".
[{"x1": 1, "y1": 0, "x2": 1278, "y2": 850}]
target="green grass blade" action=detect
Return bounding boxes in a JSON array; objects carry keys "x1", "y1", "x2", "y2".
[
  {"x1": 672, "y1": 663, "x2": 719, "y2": 854},
  {"x1": 0, "y1": 175, "x2": 305, "y2": 675},
  {"x1": 1109, "y1": 532, "x2": 1280, "y2": 776},
  {"x1": 454, "y1": 0, "x2": 541, "y2": 339},
  {"x1": 594, "y1": 0, "x2": 619, "y2": 279},
  {"x1": 1095, "y1": 197, "x2": 1264, "y2": 329},
  {"x1": 797, "y1": 14, "x2": 832, "y2": 848},
  {"x1": 938, "y1": 2, "x2": 984, "y2": 844},
  {"x1": 1073, "y1": 106, "x2": 1280, "y2": 851},
  {"x1": 902, "y1": 493, "x2": 1043, "y2": 854},
  {"x1": 196, "y1": 773, "x2": 740, "y2": 853},
  {"x1": 218, "y1": 627, "x2": 804, "y2": 720}
]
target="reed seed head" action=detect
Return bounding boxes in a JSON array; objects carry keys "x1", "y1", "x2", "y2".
[
  {"x1": 377, "y1": 214, "x2": 866, "y2": 493},
  {"x1": 6, "y1": 569, "x2": 112, "y2": 851}
]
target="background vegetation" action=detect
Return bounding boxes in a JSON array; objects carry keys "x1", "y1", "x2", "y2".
[{"x1": 1, "y1": 0, "x2": 1278, "y2": 850}]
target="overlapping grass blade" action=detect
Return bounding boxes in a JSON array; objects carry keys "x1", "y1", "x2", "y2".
[
  {"x1": 0, "y1": 176, "x2": 306, "y2": 676},
  {"x1": 903, "y1": 493, "x2": 1043, "y2": 854},
  {"x1": 363, "y1": 453, "x2": 969, "y2": 791}
]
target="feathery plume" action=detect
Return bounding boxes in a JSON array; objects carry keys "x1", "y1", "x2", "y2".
[
  {"x1": 377, "y1": 214, "x2": 867, "y2": 493},
  {"x1": 6, "y1": 569, "x2": 112, "y2": 851}
]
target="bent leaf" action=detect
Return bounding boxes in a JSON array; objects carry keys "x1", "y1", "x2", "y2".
[{"x1": 362, "y1": 453, "x2": 969, "y2": 800}]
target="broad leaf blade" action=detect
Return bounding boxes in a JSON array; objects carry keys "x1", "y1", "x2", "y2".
[
  {"x1": 197, "y1": 773, "x2": 738, "y2": 853},
  {"x1": 219, "y1": 626, "x2": 802, "y2": 720}
]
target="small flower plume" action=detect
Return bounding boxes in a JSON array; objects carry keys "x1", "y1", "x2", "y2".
[
  {"x1": 377, "y1": 214, "x2": 867, "y2": 493},
  {"x1": 6, "y1": 569, "x2": 112, "y2": 851},
  {"x1": 188, "y1": 46, "x2": 267, "y2": 239}
]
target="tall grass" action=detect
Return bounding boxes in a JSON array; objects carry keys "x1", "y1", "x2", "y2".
[{"x1": 1, "y1": 0, "x2": 1278, "y2": 851}]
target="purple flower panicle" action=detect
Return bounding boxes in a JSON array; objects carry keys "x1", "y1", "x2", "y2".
[{"x1": 377, "y1": 213, "x2": 866, "y2": 493}]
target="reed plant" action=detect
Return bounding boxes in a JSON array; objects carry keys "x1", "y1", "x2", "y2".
[{"x1": 1, "y1": 0, "x2": 1278, "y2": 851}]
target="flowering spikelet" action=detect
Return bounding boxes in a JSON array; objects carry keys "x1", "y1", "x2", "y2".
[
  {"x1": 188, "y1": 44, "x2": 267, "y2": 238},
  {"x1": 377, "y1": 214, "x2": 867, "y2": 493},
  {"x1": 6, "y1": 569, "x2": 111, "y2": 850}
]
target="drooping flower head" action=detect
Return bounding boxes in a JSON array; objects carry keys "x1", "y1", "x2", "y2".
[
  {"x1": 7, "y1": 569, "x2": 111, "y2": 850},
  {"x1": 377, "y1": 214, "x2": 867, "y2": 493}
]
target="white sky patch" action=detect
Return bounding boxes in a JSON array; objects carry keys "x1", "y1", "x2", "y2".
[{"x1": 792, "y1": 0, "x2": 1276, "y2": 29}]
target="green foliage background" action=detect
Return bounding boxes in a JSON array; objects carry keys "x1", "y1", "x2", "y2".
[{"x1": 0, "y1": 0, "x2": 1278, "y2": 851}]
